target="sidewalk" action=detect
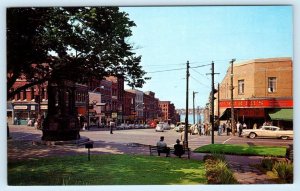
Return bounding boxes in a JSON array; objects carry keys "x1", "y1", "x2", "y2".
[{"x1": 7, "y1": 137, "x2": 275, "y2": 184}]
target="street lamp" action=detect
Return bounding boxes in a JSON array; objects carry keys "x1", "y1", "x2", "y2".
[
  {"x1": 193, "y1": 91, "x2": 198, "y2": 124},
  {"x1": 230, "y1": 59, "x2": 236, "y2": 136}
]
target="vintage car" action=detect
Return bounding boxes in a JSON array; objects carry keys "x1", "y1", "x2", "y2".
[
  {"x1": 155, "y1": 122, "x2": 164, "y2": 132},
  {"x1": 242, "y1": 125, "x2": 293, "y2": 140}
]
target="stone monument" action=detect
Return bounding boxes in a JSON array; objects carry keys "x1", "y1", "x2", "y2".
[{"x1": 42, "y1": 79, "x2": 80, "y2": 141}]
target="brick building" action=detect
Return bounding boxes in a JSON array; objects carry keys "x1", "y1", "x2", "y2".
[
  {"x1": 159, "y1": 101, "x2": 176, "y2": 124},
  {"x1": 143, "y1": 91, "x2": 160, "y2": 122},
  {"x1": 125, "y1": 89, "x2": 144, "y2": 122},
  {"x1": 217, "y1": 57, "x2": 293, "y2": 129}
]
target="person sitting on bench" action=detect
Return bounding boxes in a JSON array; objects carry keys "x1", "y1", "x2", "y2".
[
  {"x1": 156, "y1": 136, "x2": 170, "y2": 157},
  {"x1": 174, "y1": 139, "x2": 185, "y2": 158}
]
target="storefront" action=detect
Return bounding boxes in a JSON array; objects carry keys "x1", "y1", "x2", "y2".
[{"x1": 219, "y1": 98, "x2": 293, "y2": 129}]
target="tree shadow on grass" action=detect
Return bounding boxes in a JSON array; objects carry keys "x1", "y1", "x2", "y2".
[{"x1": 8, "y1": 154, "x2": 207, "y2": 185}]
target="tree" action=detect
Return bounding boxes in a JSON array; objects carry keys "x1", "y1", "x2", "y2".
[{"x1": 7, "y1": 7, "x2": 146, "y2": 99}]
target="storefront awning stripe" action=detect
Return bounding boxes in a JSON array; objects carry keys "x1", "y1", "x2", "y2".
[{"x1": 269, "y1": 109, "x2": 293, "y2": 121}]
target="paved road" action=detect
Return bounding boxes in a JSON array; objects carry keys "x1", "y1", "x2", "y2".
[{"x1": 10, "y1": 125, "x2": 293, "y2": 150}]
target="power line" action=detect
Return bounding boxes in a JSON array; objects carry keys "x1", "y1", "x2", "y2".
[
  {"x1": 147, "y1": 67, "x2": 186, "y2": 73},
  {"x1": 147, "y1": 63, "x2": 210, "y2": 74},
  {"x1": 190, "y1": 75, "x2": 210, "y2": 88},
  {"x1": 191, "y1": 68, "x2": 210, "y2": 80}
]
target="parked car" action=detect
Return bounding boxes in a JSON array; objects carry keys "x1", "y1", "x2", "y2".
[
  {"x1": 174, "y1": 122, "x2": 191, "y2": 132},
  {"x1": 242, "y1": 125, "x2": 293, "y2": 139},
  {"x1": 170, "y1": 124, "x2": 176, "y2": 129},
  {"x1": 155, "y1": 122, "x2": 164, "y2": 132},
  {"x1": 162, "y1": 123, "x2": 171, "y2": 130},
  {"x1": 116, "y1": 123, "x2": 128, "y2": 130},
  {"x1": 144, "y1": 124, "x2": 150, "y2": 128}
]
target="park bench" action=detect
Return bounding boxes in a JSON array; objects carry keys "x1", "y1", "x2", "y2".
[{"x1": 149, "y1": 145, "x2": 191, "y2": 159}]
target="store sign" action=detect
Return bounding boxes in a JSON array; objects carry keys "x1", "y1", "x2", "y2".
[
  {"x1": 41, "y1": 105, "x2": 48, "y2": 109},
  {"x1": 31, "y1": 106, "x2": 36, "y2": 110},
  {"x1": 237, "y1": 108, "x2": 265, "y2": 117},
  {"x1": 219, "y1": 99, "x2": 293, "y2": 108},
  {"x1": 14, "y1": 105, "x2": 28, "y2": 110}
]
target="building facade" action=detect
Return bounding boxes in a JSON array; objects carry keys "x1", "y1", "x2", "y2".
[
  {"x1": 159, "y1": 101, "x2": 176, "y2": 124},
  {"x1": 217, "y1": 57, "x2": 293, "y2": 129},
  {"x1": 143, "y1": 91, "x2": 160, "y2": 122}
]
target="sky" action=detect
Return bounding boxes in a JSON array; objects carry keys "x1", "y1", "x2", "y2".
[{"x1": 120, "y1": 6, "x2": 293, "y2": 109}]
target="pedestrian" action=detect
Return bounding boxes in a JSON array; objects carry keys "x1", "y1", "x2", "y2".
[
  {"x1": 237, "y1": 122, "x2": 243, "y2": 137},
  {"x1": 156, "y1": 136, "x2": 170, "y2": 157},
  {"x1": 14, "y1": 117, "x2": 18, "y2": 125},
  {"x1": 174, "y1": 139, "x2": 184, "y2": 158},
  {"x1": 253, "y1": 123, "x2": 257, "y2": 129},
  {"x1": 218, "y1": 124, "x2": 222, "y2": 135},
  {"x1": 27, "y1": 118, "x2": 32, "y2": 126},
  {"x1": 201, "y1": 124, "x2": 204, "y2": 136},
  {"x1": 110, "y1": 121, "x2": 114, "y2": 134},
  {"x1": 243, "y1": 122, "x2": 247, "y2": 129}
]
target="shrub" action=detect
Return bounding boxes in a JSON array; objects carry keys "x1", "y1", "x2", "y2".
[
  {"x1": 204, "y1": 154, "x2": 238, "y2": 184},
  {"x1": 272, "y1": 161, "x2": 293, "y2": 183},
  {"x1": 261, "y1": 157, "x2": 276, "y2": 171}
]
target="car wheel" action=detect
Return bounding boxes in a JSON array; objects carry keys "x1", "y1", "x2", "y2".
[
  {"x1": 249, "y1": 132, "x2": 256, "y2": 139},
  {"x1": 281, "y1": 136, "x2": 288, "y2": 140}
]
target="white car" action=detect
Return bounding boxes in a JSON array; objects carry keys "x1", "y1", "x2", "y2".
[
  {"x1": 155, "y1": 122, "x2": 164, "y2": 132},
  {"x1": 116, "y1": 123, "x2": 128, "y2": 130},
  {"x1": 242, "y1": 125, "x2": 293, "y2": 140},
  {"x1": 163, "y1": 123, "x2": 171, "y2": 130}
]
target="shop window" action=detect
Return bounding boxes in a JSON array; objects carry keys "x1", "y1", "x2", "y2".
[
  {"x1": 238, "y1": 80, "x2": 244, "y2": 95},
  {"x1": 268, "y1": 77, "x2": 277, "y2": 93}
]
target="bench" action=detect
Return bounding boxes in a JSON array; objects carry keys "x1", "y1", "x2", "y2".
[{"x1": 149, "y1": 145, "x2": 191, "y2": 159}]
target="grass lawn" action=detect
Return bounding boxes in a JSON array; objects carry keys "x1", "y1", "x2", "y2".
[
  {"x1": 8, "y1": 154, "x2": 206, "y2": 185},
  {"x1": 194, "y1": 144, "x2": 287, "y2": 157}
]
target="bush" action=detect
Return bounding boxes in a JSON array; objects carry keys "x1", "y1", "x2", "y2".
[
  {"x1": 261, "y1": 157, "x2": 276, "y2": 171},
  {"x1": 204, "y1": 154, "x2": 238, "y2": 184},
  {"x1": 272, "y1": 161, "x2": 293, "y2": 183}
]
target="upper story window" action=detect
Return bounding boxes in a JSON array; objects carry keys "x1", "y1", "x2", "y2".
[
  {"x1": 268, "y1": 77, "x2": 277, "y2": 93},
  {"x1": 238, "y1": 80, "x2": 244, "y2": 95}
]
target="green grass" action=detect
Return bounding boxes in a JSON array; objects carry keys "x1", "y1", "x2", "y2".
[
  {"x1": 194, "y1": 144, "x2": 287, "y2": 157},
  {"x1": 8, "y1": 154, "x2": 206, "y2": 185}
]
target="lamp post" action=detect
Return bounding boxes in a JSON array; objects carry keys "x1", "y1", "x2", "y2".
[
  {"x1": 230, "y1": 59, "x2": 236, "y2": 136},
  {"x1": 193, "y1": 91, "x2": 198, "y2": 124}
]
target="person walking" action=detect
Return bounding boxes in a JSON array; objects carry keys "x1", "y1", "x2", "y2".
[
  {"x1": 218, "y1": 124, "x2": 223, "y2": 136},
  {"x1": 110, "y1": 121, "x2": 114, "y2": 134}
]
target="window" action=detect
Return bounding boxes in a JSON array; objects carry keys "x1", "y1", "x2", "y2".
[
  {"x1": 268, "y1": 77, "x2": 277, "y2": 93},
  {"x1": 238, "y1": 80, "x2": 244, "y2": 94}
]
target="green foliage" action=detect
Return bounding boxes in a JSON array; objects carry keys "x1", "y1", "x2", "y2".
[
  {"x1": 204, "y1": 154, "x2": 238, "y2": 184},
  {"x1": 195, "y1": 144, "x2": 286, "y2": 157},
  {"x1": 7, "y1": 7, "x2": 147, "y2": 99},
  {"x1": 261, "y1": 157, "x2": 276, "y2": 171},
  {"x1": 8, "y1": 154, "x2": 207, "y2": 185},
  {"x1": 272, "y1": 161, "x2": 293, "y2": 183}
]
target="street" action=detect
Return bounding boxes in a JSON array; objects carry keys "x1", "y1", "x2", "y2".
[{"x1": 9, "y1": 125, "x2": 293, "y2": 150}]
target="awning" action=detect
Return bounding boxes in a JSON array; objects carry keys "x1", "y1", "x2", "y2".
[
  {"x1": 219, "y1": 108, "x2": 231, "y2": 120},
  {"x1": 269, "y1": 109, "x2": 293, "y2": 121}
]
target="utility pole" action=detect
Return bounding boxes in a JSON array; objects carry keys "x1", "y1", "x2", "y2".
[
  {"x1": 230, "y1": 59, "x2": 236, "y2": 136},
  {"x1": 207, "y1": 61, "x2": 219, "y2": 144},
  {"x1": 193, "y1": 91, "x2": 198, "y2": 124},
  {"x1": 184, "y1": 61, "x2": 190, "y2": 148},
  {"x1": 218, "y1": 83, "x2": 220, "y2": 119}
]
